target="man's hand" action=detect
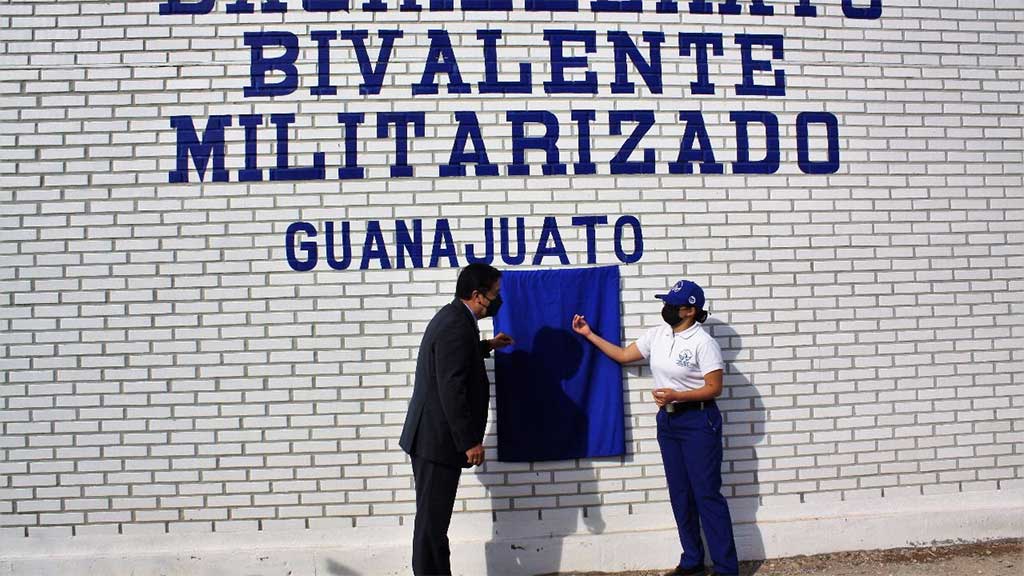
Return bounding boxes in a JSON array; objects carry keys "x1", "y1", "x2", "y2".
[
  {"x1": 490, "y1": 333, "x2": 514, "y2": 350},
  {"x1": 652, "y1": 388, "x2": 679, "y2": 407},
  {"x1": 465, "y1": 444, "x2": 485, "y2": 467}
]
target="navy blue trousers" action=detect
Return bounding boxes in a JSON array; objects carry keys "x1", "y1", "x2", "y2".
[{"x1": 657, "y1": 403, "x2": 739, "y2": 575}]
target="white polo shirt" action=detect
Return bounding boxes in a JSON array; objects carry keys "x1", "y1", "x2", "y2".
[{"x1": 634, "y1": 323, "x2": 724, "y2": 392}]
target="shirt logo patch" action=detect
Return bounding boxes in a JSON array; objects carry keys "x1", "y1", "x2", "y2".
[{"x1": 675, "y1": 349, "x2": 694, "y2": 368}]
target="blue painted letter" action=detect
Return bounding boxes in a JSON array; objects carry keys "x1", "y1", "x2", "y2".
[
  {"x1": 169, "y1": 115, "x2": 232, "y2": 183},
  {"x1": 731, "y1": 111, "x2": 780, "y2": 174},
  {"x1": 796, "y1": 112, "x2": 840, "y2": 174},
  {"x1": 245, "y1": 32, "x2": 299, "y2": 97},
  {"x1": 377, "y1": 112, "x2": 426, "y2": 178},
  {"x1": 508, "y1": 111, "x2": 566, "y2": 176},
  {"x1": 286, "y1": 221, "x2": 318, "y2": 271},
  {"x1": 413, "y1": 30, "x2": 471, "y2": 95},
  {"x1": 679, "y1": 33, "x2": 723, "y2": 95}
]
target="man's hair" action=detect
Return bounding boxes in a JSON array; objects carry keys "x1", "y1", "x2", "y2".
[{"x1": 455, "y1": 263, "x2": 502, "y2": 299}]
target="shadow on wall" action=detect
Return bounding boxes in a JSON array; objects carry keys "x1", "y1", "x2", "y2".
[
  {"x1": 482, "y1": 463, "x2": 606, "y2": 576},
  {"x1": 494, "y1": 327, "x2": 589, "y2": 462},
  {"x1": 707, "y1": 318, "x2": 767, "y2": 569},
  {"x1": 483, "y1": 326, "x2": 610, "y2": 575}
]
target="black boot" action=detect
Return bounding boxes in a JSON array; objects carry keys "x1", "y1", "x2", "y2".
[{"x1": 663, "y1": 565, "x2": 706, "y2": 576}]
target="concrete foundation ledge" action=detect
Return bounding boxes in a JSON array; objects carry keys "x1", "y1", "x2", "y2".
[{"x1": 2, "y1": 489, "x2": 1021, "y2": 575}]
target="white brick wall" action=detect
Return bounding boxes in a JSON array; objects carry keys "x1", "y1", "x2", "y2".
[{"x1": 1, "y1": 0, "x2": 1022, "y2": 563}]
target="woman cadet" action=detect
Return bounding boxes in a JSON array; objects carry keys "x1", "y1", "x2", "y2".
[{"x1": 571, "y1": 279, "x2": 739, "y2": 576}]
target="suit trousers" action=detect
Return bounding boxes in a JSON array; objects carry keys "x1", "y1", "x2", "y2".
[
  {"x1": 411, "y1": 455, "x2": 463, "y2": 576},
  {"x1": 657, "y1": 404, "x2": 739, "y2": 576}
]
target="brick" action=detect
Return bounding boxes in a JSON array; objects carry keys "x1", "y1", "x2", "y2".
[{"x1": 0, "y1": 7, "x2": 1018, "y2": 540}]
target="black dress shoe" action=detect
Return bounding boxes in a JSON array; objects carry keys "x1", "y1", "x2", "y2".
[{"x1": 663, "y1": 565, "x2": 706, "y2": 576}]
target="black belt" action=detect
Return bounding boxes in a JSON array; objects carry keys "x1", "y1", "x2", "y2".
[{"x1": 662, "y1": 400, "x2": 714, "y2": 415}]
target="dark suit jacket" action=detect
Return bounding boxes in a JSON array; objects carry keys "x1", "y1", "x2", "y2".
[{"x1": 400, "y1": 299, "x2": 492, "y2": 468}]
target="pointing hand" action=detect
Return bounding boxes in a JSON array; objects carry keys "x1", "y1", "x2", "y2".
[{"x1": 571, "y1": 314, "x2": 593, "y2": 337}]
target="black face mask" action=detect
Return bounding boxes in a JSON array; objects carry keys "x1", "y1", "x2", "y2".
[
  {"x1": 483, "y1": 293, "x2": 502, "y2": 318},
  {"x1": 661, "y1": 305, "x2": 684, "y2": 327}
]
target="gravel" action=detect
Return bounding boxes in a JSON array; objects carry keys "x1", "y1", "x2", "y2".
[{"x1": 548, "y1": 538, "x2": 1023, "y2": 576}]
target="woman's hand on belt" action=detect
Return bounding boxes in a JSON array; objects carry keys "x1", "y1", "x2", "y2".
[{"x1": 652, "y1": 388, "x2": 679, "y2": 407}]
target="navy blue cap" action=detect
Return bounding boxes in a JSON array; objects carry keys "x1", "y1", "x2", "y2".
[{"x1": 655, "y1": 279, "x2": 705, "y2": 309}]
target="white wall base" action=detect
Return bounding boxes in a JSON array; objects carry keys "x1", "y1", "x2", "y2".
[{"x1": 2, "y1": 490, "x2": 1021, "y2": 576}]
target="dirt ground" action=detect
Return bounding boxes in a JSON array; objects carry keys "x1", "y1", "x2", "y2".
[{"x1": 552, "y1": 539, "x2": 1023, "y2": 576}]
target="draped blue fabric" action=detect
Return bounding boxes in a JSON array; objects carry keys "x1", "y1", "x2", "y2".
[{"x1": 493, "y1": 266, "x2": 624, "y2": 461}]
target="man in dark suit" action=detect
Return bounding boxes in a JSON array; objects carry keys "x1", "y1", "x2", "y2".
[{"x1": 400, "y1": 263, "x2": 513, "y2": 576}]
